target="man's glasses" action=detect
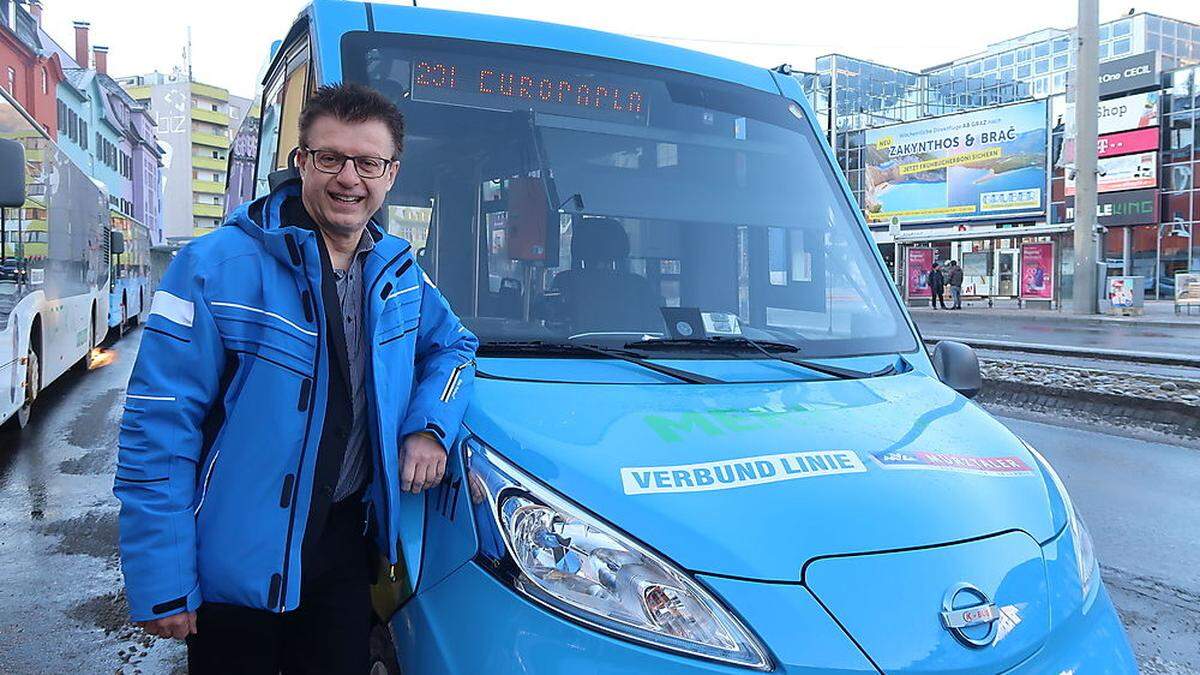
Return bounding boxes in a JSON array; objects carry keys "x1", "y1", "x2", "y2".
[{"x1": 302, "y1": 147, "x2": 396, "y2": 179}]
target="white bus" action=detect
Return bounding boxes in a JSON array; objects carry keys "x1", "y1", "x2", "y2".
[{"x1": 0, "y1": 87, "x2": 109, "y2": 429}]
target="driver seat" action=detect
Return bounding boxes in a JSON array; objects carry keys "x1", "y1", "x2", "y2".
[{"x1": 553, "y1": 217, "x2": 661, "y2": 335}]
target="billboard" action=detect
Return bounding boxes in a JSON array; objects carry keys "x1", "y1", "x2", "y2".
[
  {"x1": 1097, "y1": 52, "x2": 1159, "y2": 97},
  {"x1": 1065, "y1": 151, "x2": 1157, "y2": 195},
  {"x1": 1065, "y1": 189, "x2": 1159, "y2": 226},
  {"x1": 1019, "y1": 242, "x2": 1054, "y2": 300},
  {"x1": 865, "y1": 100, "x2": 1047, "y2": 226}
]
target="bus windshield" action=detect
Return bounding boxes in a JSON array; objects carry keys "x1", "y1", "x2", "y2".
[{"x1": 343, "y1": 34, "x2": 916, "y2": 358}]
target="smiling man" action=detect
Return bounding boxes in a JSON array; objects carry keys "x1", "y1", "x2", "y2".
[{"x1": 114, "y1": 83, "x2": 477, "y2": 673}]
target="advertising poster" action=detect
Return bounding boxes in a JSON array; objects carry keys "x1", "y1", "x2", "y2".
[
  {"x1": 865, "y1": 100, "x2": 1047, "y2": 226},
  {"x1": 906, "y1": 248, "x2": 935, "y2": 299},
  {"x1": 1019, "y1": 242, "x2": 1054, "y2": 300},
  {"x1": 1176, "y1": 273, "x2": 1200, "y2": 305},
  {"x1": 1108, "y1": 277, "x2": 1136, "y2": 308},
  {"x1": 1065, "y1": 152, "x2": 1157, "y2": 196}
]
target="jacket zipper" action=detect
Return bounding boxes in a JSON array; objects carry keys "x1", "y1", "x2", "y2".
[
  {"x1": 439, "y1": 359, "x2": 473, "y2": 402},
  {"x1": 277, "y1": 238, "x2": 322, "y2": 612},
  {"x1": 193, "y1": 448, "x2": 222, "y2": 516},
  {"x1": 366, "y1": 253, "x2": 405, "y2": 565}
]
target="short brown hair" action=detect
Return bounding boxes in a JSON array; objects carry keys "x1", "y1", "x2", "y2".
[{"x1": 298, "y1": 82, "x2": 405, "y2": 158}]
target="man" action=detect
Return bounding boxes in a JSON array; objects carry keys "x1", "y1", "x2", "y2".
[
  {"x1": 947, "y1": 260, "x2": 964, "y2": 310},
  {"x1": 928, "y1": 262, "x2": 947, "y2": 309},
  {"x1": 114, "y1": 83, "x2": 477, "y2": 673}
]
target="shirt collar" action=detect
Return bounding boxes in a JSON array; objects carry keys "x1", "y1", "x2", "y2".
[{"x1": 282, "y1": 196, "x2": 378, "y2": 258}]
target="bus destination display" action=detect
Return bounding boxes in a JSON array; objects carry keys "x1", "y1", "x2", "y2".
[{"x1": 410, "y1": 54, "x2": 651, "y2": 124}]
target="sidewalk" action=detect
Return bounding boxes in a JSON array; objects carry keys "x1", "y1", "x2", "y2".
[{"x1": 909, "y1": 298, "x2": 1199, "y2": 328}]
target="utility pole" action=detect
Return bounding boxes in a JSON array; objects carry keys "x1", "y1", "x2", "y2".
[
  {"x1": 186, "y1": 26, "x2": 193, "y2": 82},
  {"x1": 1072, "y1": 0, "x2": 1099, "y2": 314}
]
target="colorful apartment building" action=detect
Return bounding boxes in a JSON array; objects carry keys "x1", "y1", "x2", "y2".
[
  {"x1": 0, "y1": 0, "x2": 65, "y2": 137},
  {"x1": 119, "y1": 73, "x2": 248, "y2": 243}
]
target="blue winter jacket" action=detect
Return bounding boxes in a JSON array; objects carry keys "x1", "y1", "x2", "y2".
[{"x1": 114, "y1": 181, "x2": 477, "y2": 621}]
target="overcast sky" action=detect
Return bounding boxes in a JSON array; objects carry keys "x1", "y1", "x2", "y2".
[{"x1": 35, "y1": 0, "x2": 1200, "y2": 99}]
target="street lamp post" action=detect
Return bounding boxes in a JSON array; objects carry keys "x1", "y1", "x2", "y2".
[{"x1": 1072, "y1": 0, "x2": 1100, "y2": 314}]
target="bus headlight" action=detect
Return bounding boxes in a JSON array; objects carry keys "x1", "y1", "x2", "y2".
[
  {"x1": 1024, "y1": 442, "x2": 1097, "y2": 597},
  {"x1": 466, "y1": 439, "x2": 771, "y2": 670}
]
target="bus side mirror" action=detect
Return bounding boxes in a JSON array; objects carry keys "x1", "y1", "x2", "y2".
[
  {"x1": 931, "y1": 340, "x2": 982, "y2": 399},
  {"x1": 0, "y1": 139, "x2": 27, "y2": 208},
  {"x1": 110, "y1": 230, "x2": 126, "y2": 255}
]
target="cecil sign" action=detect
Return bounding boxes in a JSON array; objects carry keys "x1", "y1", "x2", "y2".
[{"x1": 1097, "y1": 52, "x2": 1159, "y2": 97}]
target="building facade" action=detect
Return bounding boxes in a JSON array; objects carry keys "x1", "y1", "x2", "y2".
[
  {"x1": 119, "y1": 72, "x2": 241, "y2": 243},
  {"x1": 802, "y1": 11, "x2": 1200, "y2": 304},
  {"x1": 0, "y1": 0, "x2": 64, "y2": 138},
  {"x1": 4, "y1": 8, "x2": 163, "y2": 244}
]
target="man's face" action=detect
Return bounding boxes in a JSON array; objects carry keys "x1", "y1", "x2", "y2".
[{"x1": 296, "y1": 115, "x2": 398, "y2": 236}]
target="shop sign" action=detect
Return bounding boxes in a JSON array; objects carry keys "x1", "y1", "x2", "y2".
[
  {"x1": 1019, "y1": 242, "x2": 1054, "y2": 301},
  {"x1": 1065, "y1": 151, "x2": 1157, "y2": 196},
  {"x1": 1097, "y1": 52, "x2": 1159, "y2": 97},
  {"x1": 1065, "y1": 189, "x2": 1159, "y2": 226},
  {"x1": 1064, "y1": 91, "x2": 1159, "y2": 139},
  {"x1": 906, "y1": 247, "x2": 935, "y2": 299},
  {"x1": 1097, "y1": 127, "x2": 1159, "y2": 158}
]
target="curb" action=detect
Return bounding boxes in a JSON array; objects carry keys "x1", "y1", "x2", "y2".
[
  {"x1": 979, "y1": 378, "x2": 1200, "y2": 437},
  {"x1": 910, "y1": 308, "x2": 1200, "y2": 330},
  {"x1": 924, "y1": 336, "x2": 1200, "y2": 369}
]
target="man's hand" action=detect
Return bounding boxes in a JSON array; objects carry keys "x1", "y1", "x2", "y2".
[
  {"x1": 137, "y1": 611, "x2": 197, "y2": 640},
  {"x1": 401, "y1": 432, "x2": 447, "y2": 493}
]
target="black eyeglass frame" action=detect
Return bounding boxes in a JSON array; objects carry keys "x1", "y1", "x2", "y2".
[{"x1": 300, "y1": 146, "x2": 398, "y2": 179}]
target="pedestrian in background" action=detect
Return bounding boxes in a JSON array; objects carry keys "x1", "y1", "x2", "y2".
[
  {"x1": 114, "y1": 83, "x2": 477, "y2": 674},
  {"x1": 948, "y1": 260, "x2": 964, "y2": 310},
  {"x1": 928, "y1": 262, "x2": 947, "y2": 309}
]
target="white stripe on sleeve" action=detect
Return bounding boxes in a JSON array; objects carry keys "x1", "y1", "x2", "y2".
[{"x1": 149, "y1": 290, "x2": 194, "y2": 328}]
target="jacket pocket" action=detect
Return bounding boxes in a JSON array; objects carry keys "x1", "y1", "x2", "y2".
[
  {"x1": 378, "y1": 295, "x2": 420, "y2": 346},
  {"x1": 193, "y1": 447, "x2": 223, "y2": 516}
]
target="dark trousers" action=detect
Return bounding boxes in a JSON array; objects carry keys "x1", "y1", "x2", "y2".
[
  {"x1": 931, "y1": 287, "x2": 947, "y2": 309},
  {"x1": 186, "y1": 497, "x2": 372, "y2": 674}
]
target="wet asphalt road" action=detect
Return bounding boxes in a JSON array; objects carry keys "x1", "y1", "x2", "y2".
[
  {"x1": 0, "y1": 326, "x2": 185, "y2": 674},
  {"x1": 913, "y1": 309, "x2": 1200, "y2": 359},
  {"x1": 0, "y1": 327, "x2": 1197, "y2": 673}
]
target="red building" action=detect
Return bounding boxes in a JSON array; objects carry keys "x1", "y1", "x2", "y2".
[{"x1": 0, "y1": 0, "x2": 65, "y2": 138}]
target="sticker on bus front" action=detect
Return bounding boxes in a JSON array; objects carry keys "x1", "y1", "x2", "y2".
[{"x1": 620, "y1": 450, "x2": 866, "y2": 495}]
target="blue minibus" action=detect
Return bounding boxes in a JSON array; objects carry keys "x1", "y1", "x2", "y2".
[{"x1": 245, "y1": 2, "x2": 1136, "y2": 672}]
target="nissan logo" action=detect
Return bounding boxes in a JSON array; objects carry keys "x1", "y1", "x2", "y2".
[{"x1": 940, "y1": 583, "x2": 1001, "y2": 648}]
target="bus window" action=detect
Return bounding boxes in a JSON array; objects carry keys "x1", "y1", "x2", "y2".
[
  {"x1": 276, "y1": 61, "x2": 310, "y2": 170},
  {"x1": 255, "y1": 40, "x2": 311, "y2": 197}
]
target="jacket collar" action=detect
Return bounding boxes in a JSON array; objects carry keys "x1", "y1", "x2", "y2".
[{"x1": 223, "y1": 177, "x2": 386, "y2": 270}]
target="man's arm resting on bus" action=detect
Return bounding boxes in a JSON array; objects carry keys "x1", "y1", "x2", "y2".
[
  {"x1": 113, "y1": 245, "x2": 227, "y2": 635},
  {"x1": 399, "y1": 267, "x2": 479, "y2": 493}
]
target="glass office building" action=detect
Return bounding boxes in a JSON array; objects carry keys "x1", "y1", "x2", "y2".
[{"x1": 799, "y1": 11, "x2": 1200, "y2": 304}]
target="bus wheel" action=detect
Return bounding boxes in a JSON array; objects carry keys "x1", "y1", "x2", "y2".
[
  {"x1": 368, "y1": 621, "x2": 400, "y2": 675},
  {"x1": 78, "y1": 307, "x2": 98, "y2": 371},
  {"x1": 13, "y1": 346, "x2": 38, "y2": 429}
]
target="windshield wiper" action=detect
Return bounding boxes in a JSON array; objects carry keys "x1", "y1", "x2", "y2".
[
  {"x1": 478, "y1": 340, "x2": 723, "y2": 385},
  {"x1": 624, "y1": 336, "x2": 897, "y2": 380}
]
